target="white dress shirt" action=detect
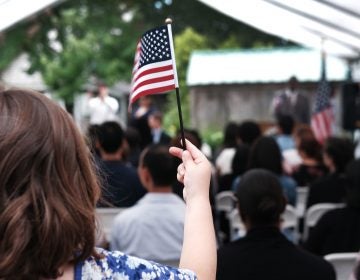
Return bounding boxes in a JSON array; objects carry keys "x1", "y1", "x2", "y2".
[
  {"x1": 110, "y1": 193, "x2": 186, "y2": 262},
  {"x1": 88, "y1": 96, "x2": 119, "y2": 125}
]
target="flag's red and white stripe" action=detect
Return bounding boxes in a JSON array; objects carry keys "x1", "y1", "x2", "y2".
[
  {"x1": 311, "y1": 107, "x2": 334, "y2": 144},
  {"x1": 129, "y1": 27, "x2": 177, "y2": 106},
  {"x1": 130, "y1": 60, "x2": 175, "y2": 104}
]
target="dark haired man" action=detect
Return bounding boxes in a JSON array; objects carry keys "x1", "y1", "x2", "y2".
[
  {"x1": 275, "y1": 114, "x2": 295, "y2": 152},
  {"x1": 97, "y1": 121, "x2": 146, "y2": 207},
  {"x1": 110, "y1": 144, "x2": 185, "y2": 264},
  {"x1": 216, "y1": 169, "x2": 335, "y2": 280}
]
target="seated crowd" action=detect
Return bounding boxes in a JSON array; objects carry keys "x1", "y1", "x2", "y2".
[
  {"x1": 88, "y1": 97, "x2": 360, "y2": 279},
  {"x1": 86, "y1": 96, "x2": 360, "y2": 279},
  {"x1": 1, "y1": 89, "x2": 360, "y2": 279}
]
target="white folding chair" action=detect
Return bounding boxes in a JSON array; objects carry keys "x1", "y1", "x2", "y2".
[
  {"x1": 216, "y1": 191, "x2": 237, "y2": 215},
  {"x1": 295, "y1": 186, "x2": 309, "y2": 217},
  {"x1": 282, "y1": 204, "x2": 299, "y2": 243},
  {"x1": 303, "y1": 203, "x2": 345, "y2": 241},
  {"x1": 96, "y1": 207, "x2": 127, "y2": 240},
  {"x1": 227, "y1": 205, "x2": 298, "y2": 242},
  {"x1": 228, "y1": 208, "x2": 246, "y2": 241},
  {"x1": 324, "y1": 252, "x2": 358, "y2": 280}
]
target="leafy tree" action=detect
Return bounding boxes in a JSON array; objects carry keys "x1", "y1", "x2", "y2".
[
  {"x1": 163, "y1": 27, "x2": 208, "y2": 133},
  {"x1": 0, "y1": 0, "x2": 289, "y2": 107}
]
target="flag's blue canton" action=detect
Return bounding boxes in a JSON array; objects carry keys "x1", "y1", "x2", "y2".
[
  {"x1": 314, "y1": 77, "x2": 331, "y2": 113},
  {"x1": 139, "y1": 26, "x2": 172, "y2": 68}
]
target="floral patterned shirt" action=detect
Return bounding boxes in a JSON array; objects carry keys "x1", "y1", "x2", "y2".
[{"x1": 75, "y1": 248, "x2": 197, "y2": 280}]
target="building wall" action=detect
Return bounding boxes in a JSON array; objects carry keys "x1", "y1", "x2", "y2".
[{"x1": 189, "y1": 82, "x2": 342, "y2": 132}]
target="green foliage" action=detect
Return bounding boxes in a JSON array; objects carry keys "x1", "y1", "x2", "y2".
[
  {"x1": 219, "y1": 34, "x2": 242, "y2": 49},
  {"x1": 201, "y1": 127, "x2": 224, "y2": 151},
  {"x1": 0, "y1": 27, "x2": 26, "y2": 73},
  {"x1": 163, "y1": 28, "x2": 208, "y2": 132},
  {"x1": 174, "y1": 28, "x2": 208, "y2": 81},
  {"x1": 21, "y1": 1, "x2": 142, "y2": 103},
  {"x1": 0, "y1": 0, "x2": 289, "y2": 107}
]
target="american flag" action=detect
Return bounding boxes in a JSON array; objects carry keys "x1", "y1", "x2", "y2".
[
  {"x1": 129, "y1": 25, "x2": 178, "y2": 105},
  {"x1": 311, "y1": 55, "x2": 334, "y2": 143}
]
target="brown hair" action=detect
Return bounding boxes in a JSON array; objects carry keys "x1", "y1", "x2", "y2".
[
  {"x1": 0, "y1": 89, "x2": 101, "y2": 278},
  {"x1": 294, "y1": 125, "x2": 323, "y2": 162}
]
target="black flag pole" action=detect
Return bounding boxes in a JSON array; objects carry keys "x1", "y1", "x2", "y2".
[{"x1": 166, "y1": 18, "x2": 187, "y2": 150}]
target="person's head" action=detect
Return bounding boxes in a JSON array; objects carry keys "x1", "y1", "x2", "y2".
[
  {"x1": 171, "y1": 129, "x2": 201, "y2": 150},
  {"x1": 86, "y1": 124, "x2": 101, "y2": 155},
  {"x1": 235, "y1": 169, "x2": 286, "y2": 229},
  {"x1": 97, "y1": 81, "x2": 108, "y2": 98},
  {"x1": 222, "y1": 122, "x2": 238, "y2": 148},
  {"x1": 125, "y1": 126, "x2": 141, "y2": 150},
  {"x1": 345, "y1": 159, "x2": 360, "y2": 208},
  {"x1": 294, "y1": 125, "x2": 315, "y2": 147},
  {"x1": 148, "y1": 111, "x2": 163, "y2": 130},
  {"x1": 139, "y1": 95, "x2": 152, "y2": 108},
  {"x1": 231, "y1": 144, "x2": 250, "y2": 176},
  {"x1": 288, "y1": 76, "x2": 298, "y2": 92},
  {"x1": 323, "y1": 137, "x2": 354, "y2": 173},
  {"x1": 237, "y1": 120, "x2": 261, "y2": 146},
  {"x1": 0, "y1": 89, "x2": 101, "y2": 278},
  {"x1": 248, "y1": 136, "x2": 283, "y2": 175},
  {"x1": 138, "y1": 144, "x2": 177, "y2": 190},
  {"x1": 297, "y1": 134, "x2": 323, "y2": 162},
  {"x1": 276, "y1": 114, "x2": 294, "y2": 135},
  {"x1": 98, "y1": 121, "x2": 125, "y2": 158}
]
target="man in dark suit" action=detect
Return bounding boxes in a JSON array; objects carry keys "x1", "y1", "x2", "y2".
[
  {"x1": 216, "y1": 169, "x2": 335, "y2": 280},
  {"x1": 272, "y1": 76, "x2": 310, "y2": 124},
  {"x1": 148, "y1": 110, "x2": 171, "y2": 145}
]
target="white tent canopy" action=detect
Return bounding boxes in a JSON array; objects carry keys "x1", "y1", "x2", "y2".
[
  {"x1": 197, "y1": 0, "x2": 360, "y2": 59},
  {"x1": 0, "y1": 0, "x2": 62, "y2": 33}
]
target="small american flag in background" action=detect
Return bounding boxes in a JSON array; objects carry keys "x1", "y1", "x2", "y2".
[
  {"x1": 129, "y1": 25, "x2": 177, "y2": 105},
  {"x1": 311, "y1": 55, "x2": 334, "y2": 144}
]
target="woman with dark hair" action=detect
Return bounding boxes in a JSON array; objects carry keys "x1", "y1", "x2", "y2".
[
  {"x1": 215, "y1": 122, "x2": 239, "y2": 191},
  {"x1": 306, "y1": 137, "x2": 355, "y2": 208},
  {"x1": 291, "y1": 127, "x2": 327, "y2": 186},
  {"x1": 304, "y1": 159, "x2": 360, "y2": 256},
  {"x1": 0, "y1": 89, "x2": 216, "y2": 279},
  {"x1": 217, "y1": 169, "x2": 335, "y2": 280},
  {"x1": 247, "y1": 136, "x2": 297, "y2": 205},
  {"x1": 231, "y1": 144, "x2": 250, "y2": 191},
  {"x1": 237, "y1": 120, "x2": 261, "y2": 146}
]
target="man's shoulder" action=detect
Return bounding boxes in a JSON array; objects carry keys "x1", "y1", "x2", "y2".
[
  {"x1": 113, "y1": 202, "x2": 144, "y2": 224},
  {"x1": 102, "y1": 160, "x2": 137, "y2": 173},
  {"x1": 294, "y1": 247, "x2": 336, "y2": 275},
  {"x1": 310, "y1": 175, "x2": 334, "y2": 190},
  {"x1": 217, "y1": 238, "x2": 247, "y2": 258}
]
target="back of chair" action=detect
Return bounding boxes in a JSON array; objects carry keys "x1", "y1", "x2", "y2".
[
  {"x1": 282, "y1": 204, "x2": 298, "y2": 229},
  {"x1": 295, "y1": 186, "x2": 309, "y2": 217},
  {"x1": 303, "y1": 203, "x2": 345, "y2": 241},
  {"x1": 216, "y1": 191, "x2": 237, "y2": 214},
  {"x1": 282, "y1": 204, "x2": 299, "y2": 243},
  {"x1": 228, "y1": 208, "x2": 246, "y2": 241},
  {"x1": 228, "y1": 204, "x2": 298, "y2": 242},
  {"x1": 325, "y1": 252, "x2": 358, "y2": 280},
  {"x1": 96, "y1": 207, "x2": 127, "y2": 240}
]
